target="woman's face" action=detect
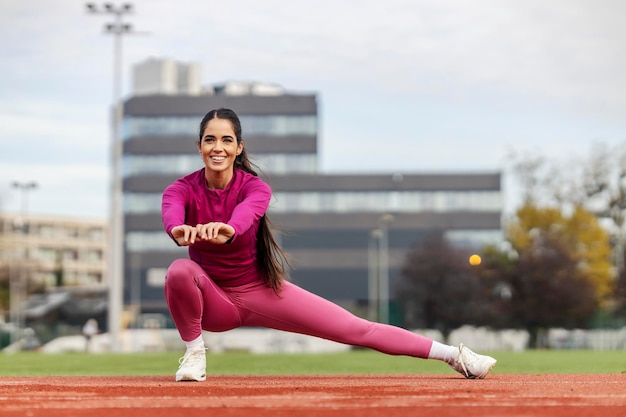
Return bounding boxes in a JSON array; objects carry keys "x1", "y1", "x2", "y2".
[{"x1": 198, "y1": 118, "x2": 243, "y2": 174}]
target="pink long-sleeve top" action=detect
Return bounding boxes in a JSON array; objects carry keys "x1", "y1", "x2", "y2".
[{"x1": 161, "y1": 168, "x2": 272, "y2": 287}]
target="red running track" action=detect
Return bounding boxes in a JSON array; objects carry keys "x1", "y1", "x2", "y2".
[{"x1": 0, "y1": 374, "x2": 624, "y2": 417}]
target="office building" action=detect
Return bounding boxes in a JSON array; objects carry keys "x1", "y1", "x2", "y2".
[
  {"x1": 0, "y1": 213, "x2": 108, "y2": 339},
  {"x1": 0, "y1": 213, "x2": 107, "y2": 289}
]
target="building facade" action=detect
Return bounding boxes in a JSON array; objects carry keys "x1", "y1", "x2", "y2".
[
  {"x1": 120, "y1": 81, "x2": 502, "y2": 324},
  {"x1": 0, "y1": 213, "x2": 108, "y2": 335},
  {"x1": 0, "y1": 213, "x2": 107, "y2": 289}
]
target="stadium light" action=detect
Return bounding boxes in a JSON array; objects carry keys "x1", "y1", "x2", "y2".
[
  {"x1": 368, "y1": 229, "x2": 382, "y2": 322},
  {"x1": 378, "y1": 214, "x2": 394, "y2": 324},
  {"x1": 85, "y1": 2, "x2": 137, "y2": 352},
  {"x1": 10, "y1": 181, "x2": 38, "y2": 345}
]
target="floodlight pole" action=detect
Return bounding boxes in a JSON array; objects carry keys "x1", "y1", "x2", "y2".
[
  {"x1": 368, "y1": 229, "x2": 382, "y2": 322},
  {"x1": 10, "y1": 181, "x2": 37, "y2": 346},
  {"x1": 378, "y1": 214, "x2": 394, "y2": 324},
  {"x1": 86, "y1": 2, "x2": 136, "y2": 352}
]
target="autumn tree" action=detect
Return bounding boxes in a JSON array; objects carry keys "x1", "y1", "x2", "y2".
[
  {"x1": 510, "y1": 143, "x2": 626, "y2": 311},
  {"x1": 472, "y1": 244, "x2": 516, "y2": 330},
  {"x1": 481, "y1": 231, "x2": 598, "y2": 347},
  {"x1": 579, "y1": 143, "x2": 626, "y2": 277},
  {"x1": 508, "y1": 204, "x2": 613, "y2": 305},
  {"x1": 396, "y1": 233, "x2": 483, "y2": 342}
]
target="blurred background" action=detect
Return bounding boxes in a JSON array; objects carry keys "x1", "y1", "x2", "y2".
[{"x1": 1, "y1": 0, "x2": 625, "y2": 353}]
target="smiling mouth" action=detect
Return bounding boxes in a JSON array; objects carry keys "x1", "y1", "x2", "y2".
[{"x1": 210, "y1": 156, "x2": 226, "y2": 162}]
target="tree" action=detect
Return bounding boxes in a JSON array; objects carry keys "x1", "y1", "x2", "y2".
[
  {"x1": 508, "y1": 204, "x2": 613, "y2": 305},
  {"x1": 480, "y1": 203, "x2": 609, "y2": 347},
  {"x1": 508, "y1": 231, "x2": 597, "y2": 347},
  {"x1": 615, "y1": 261, "x2": 626, "y2": 317},
  {"x1": 473, "y1": 244, "x2": 516, "y2": 330},
  {"x1": 396, "y1": 233, "x2": 483, "y2": 342},
  {"x1": 476, "y1": 232, "x2": 599, "y2": 348},
  {"x1": 509, "y1": 143, "x2": 626, "y2": 305},
  {"x1": 579, "y1": 142, "x2": 626, "y2": 275},
  {"x1": 0, "y1": 265, "x2": 8, "y2": 314},
  {"x1": 509, "y1": 143, "x2": 626, "y2": 229},
  {"x1": 0, "y1": 215, "x2": 8, "y2": 315}
]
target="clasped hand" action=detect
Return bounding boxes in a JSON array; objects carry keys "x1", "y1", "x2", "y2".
[{"x1": 170, "y1": 222, "x2": 235, "y2": 246}]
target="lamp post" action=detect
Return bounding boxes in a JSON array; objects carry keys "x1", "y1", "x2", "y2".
[
  {"x1": 86, "y1": 3, "x2": 136, "y2": 352},
  {"x1": 611, "y1": 205, "x2": 624, "y2": 276},
  {"x1": 368, "y1": 229, "x2": 382, "y2": 322},
  {"x1": 378, "y1": 214, "x2": 394, "y2": 324},
  {"x1": 130, "y1": 252, "x2": 142, "y2": 351},
  {"x1": 10, "y1": 181, "x2": 37, "y2": 345}
]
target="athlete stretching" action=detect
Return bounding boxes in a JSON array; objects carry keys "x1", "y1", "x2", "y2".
[{"x1": 162, "y1": 108, "x2": 497, "y2": 382}]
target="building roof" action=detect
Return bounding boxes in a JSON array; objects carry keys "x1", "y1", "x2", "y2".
[{"x1": 124, "y1": 94, "x2": 317, "y2": 116}]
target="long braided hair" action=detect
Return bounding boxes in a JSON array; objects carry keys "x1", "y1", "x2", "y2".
[{"x1": 198, "y1": 108, "x2": 291, "y2": 292}]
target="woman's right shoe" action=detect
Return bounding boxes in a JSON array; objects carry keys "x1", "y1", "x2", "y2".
[{"x1": 176, "y1": 347, "x2": 207, "y2": 382}]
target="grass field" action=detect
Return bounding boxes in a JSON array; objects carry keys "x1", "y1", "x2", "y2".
[{"x1": 0, "y1": 349, "x2": 624, "y2": 376}]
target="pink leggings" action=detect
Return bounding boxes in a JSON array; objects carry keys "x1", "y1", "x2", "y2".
[{"x1": 164, "y1": 259, "x2": 433, "y2": 358}]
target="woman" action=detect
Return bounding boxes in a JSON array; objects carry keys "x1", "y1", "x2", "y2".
[{"x1": 162, "y1": 108, "x2": 496, "y2": 382}]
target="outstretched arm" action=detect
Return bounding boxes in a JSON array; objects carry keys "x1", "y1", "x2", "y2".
[
  {"x1": 227, "y1": 177, "x2": 272, "y2": 243},
  {"x1": 162, "y1": 174, "x2": 271, "y2": 246}
]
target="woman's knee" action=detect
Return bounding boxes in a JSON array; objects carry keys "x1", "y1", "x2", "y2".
[{"x1": 165, "y1": 259, "x2": 200, "y2": 288}]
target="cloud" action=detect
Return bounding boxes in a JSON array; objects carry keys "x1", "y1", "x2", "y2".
[
  {"x1": 5, "y1": 0, "x2": 626, "y2": 113},
  {"x1": 1, "y1": 0, "x2": 626, "y2": 219},
  {"x1": 89, "y1": 0, "x2": 624, "y2": 129}
]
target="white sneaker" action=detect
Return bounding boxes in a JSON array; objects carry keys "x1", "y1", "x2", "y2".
[
  {"x1": 449, "y1": 343, "x2": 496, "y2": 379},
  {"x1": 175, "y1": 348, "x2": 207, "y2": 382}
]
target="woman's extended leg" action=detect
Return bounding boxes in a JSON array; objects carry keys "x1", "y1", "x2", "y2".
[
  {"x1": 232, "y1": 281, "x2": 434, "y2": 358},
  {"x1": 233, "y1": 281, "x2": 497, "y2": 378}
]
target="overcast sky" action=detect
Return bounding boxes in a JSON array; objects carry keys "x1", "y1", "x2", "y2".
[{"x1": 1, "y1": 0, "x2": 625, "y2": 219}]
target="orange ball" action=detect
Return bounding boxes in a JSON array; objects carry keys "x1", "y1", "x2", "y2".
[{"x1": 469, "y1": 254, "x2": 482, "y2": 266}]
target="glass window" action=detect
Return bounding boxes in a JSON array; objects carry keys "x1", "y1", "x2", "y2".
[
  {"x1": 445, "y1": 229, "x2": 503, "y2": 248},
  {"x1": 88, "y1": 228, "x2": 104, "y2": 240},
  {"x1": 270, "y1": 190, "x2": 502, "y2": 213},
  {"x1": 124, "y1": 190, "x2": 501, "y2": 214},
  {"x1": 252, "y1": 154, "x2": 318, "y2": 174},
  {"x1": 240, "y1": 115, "x2": 317, "y2": 136},
  {"x1": 126, "y1": 231, "x2": 186, "y2": 252},
  {"x1": 34, "y1": 247, "x2": 57, "y2": 262},
  {"x1": 122, "y1": 154, "x2": 202, "y2": 177},
  {"x1": 122, "y1": 114, "x2": 317, "y2": 140},
  {"x1": 124, "y1": 193, "x2": 163, "y2": 214},
  {"x1": 147, "y1": 268, "x2": 167, "y2": 287},
  {"x1": 85, "y1": 249, "x2": 103, "y2": 262},
  {"x1": 123, "y1": 153, "x2": 317, "y2": 177}
]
